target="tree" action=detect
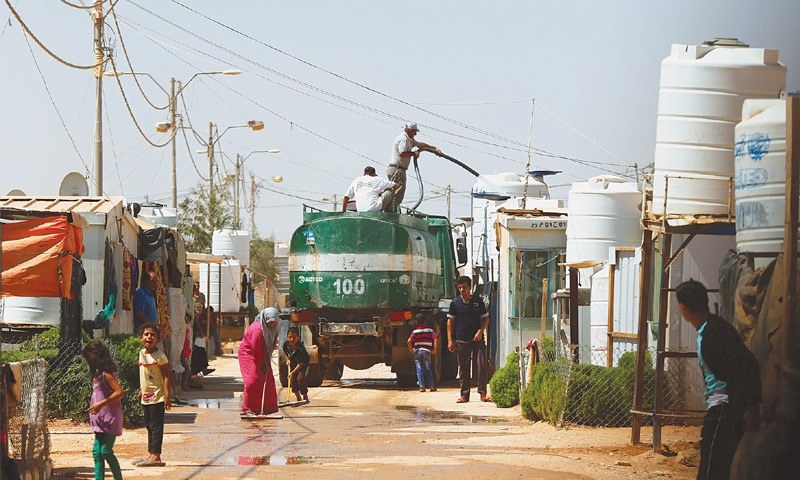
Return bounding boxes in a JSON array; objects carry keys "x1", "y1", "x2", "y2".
[
  {"x1": 249, "y1": 235, "x2": 277, "y2": 284},
  {"x1": 178, "y1": 181, "x2": 234, "y2": 253}
]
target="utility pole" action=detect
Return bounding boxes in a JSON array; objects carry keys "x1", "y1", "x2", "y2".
[
  {"x1": 446, "y1": 184, "x2": 452, "y2": 221},
  {"x1": 92, "y1": 0, "x2": 105, "y2": 196},
  {"x1": 169, "y1": 78, "x2": 177, "y2": 208},
  {"x1": 250, "y1": 173, "x2": 257, "y2": 237},
  {"x1": 234, "y1": 154, "x2": 242, "y2": 228},
  {"x1": 208, "y1": 122, "x2": 215, "y2": 205}
]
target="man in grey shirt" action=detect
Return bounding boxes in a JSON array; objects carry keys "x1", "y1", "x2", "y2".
[{"x1": 386, "y1": 122, "x2": 441, "y2": 212}]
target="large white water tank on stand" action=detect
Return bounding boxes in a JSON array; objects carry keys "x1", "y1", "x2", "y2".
[
  {"x1": 199, "y1": 259, "x2": 241, "y2": 312},
  {"x1": 735, "y1": 98, "x2": 792, "y2": 253},
  {"x1": 212, "y1": 229, "x2": 251, "y2": 266},
  {"x1": 566, "y1": 176, "x2": 642, "y2": 266},
  {"x1": 653, "y1": 39, "x2": 786, "y2": 215}
]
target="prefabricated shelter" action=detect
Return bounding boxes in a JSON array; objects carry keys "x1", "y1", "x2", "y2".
[
  {"x1": 0, "y1": 196, "x2": 140, "y2": 334},
  {"x1": 493, "y1": 201, "x2": 567, "y2": 367}
]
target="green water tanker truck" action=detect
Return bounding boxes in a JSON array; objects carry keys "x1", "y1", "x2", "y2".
[{"x1": 285, "y1": 205, "x2": 467, "y2": 387}]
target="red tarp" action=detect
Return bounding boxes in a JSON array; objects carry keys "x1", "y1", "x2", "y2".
[{"x1": 1, "y1": 215, "x2": 85, "y2": 299}]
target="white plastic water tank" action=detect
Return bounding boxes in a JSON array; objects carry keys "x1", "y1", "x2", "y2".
[
  {"x1": 0, "y1": 297, "x2": 60, "y2": 326},
  {"x1": 212, "y1": 229, "x2": 251, "y2": 266},
  {"x1": 472, "y1": 172, "x2": 549, "y2": 199},
  {"x1": 652, "y1": 39, "x2": 786, "y2": 215},
  {"x1": 138, "y1": 205, "x2": 177, "y2": 228},
  {"x1": 566, "y1": 176, "x2": 642, "y2": 266},
  {"x1": 199, "y1": 259, "x2": 242, "y2": 312},
  {"x1": 735, "y1": 98, "x2": 792, "y2": 253}
]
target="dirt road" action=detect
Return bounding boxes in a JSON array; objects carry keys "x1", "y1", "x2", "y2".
[{"x1": 49, "y1": 353, "x2": 701, "y2": 479}]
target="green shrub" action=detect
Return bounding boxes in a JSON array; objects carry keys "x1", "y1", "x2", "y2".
[
  {"x1": 0, "y1": 348, "x2": 59, "y2": 364},
  {"x1": 521, "y1": 350, "x2": 659, "y2": 427},
  {"x1": 521, "y1": 357, "x2": 568, "y2": 422},
  {"x1": 46, "y1": 356, "x2": 92, "y2": 423},
  {"x1": 488, "y1": 352, "x2": 519, "y2": 408}
]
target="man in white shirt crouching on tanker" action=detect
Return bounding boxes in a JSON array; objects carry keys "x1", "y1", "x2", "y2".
[{"x1": 342, "y1": 165, "x2": 399, "y2": 212}]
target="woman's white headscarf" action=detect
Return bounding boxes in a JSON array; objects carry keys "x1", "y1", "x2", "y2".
[{"x1": 255, "y1": 307, "x2": 280, "y2": 360}]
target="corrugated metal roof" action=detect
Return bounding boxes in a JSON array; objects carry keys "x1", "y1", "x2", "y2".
[{"x1": 0, "y1": 196, "x2": 125, "y2": 214}]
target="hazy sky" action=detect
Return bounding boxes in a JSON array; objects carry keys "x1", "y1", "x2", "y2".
[{"x1": 1, "y1": 1, "x2": 798, "y2": 240}]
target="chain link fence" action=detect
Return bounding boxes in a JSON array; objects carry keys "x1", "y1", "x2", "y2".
[
  {"x1": 519, "y1": 341, "x2": 704, "y2": 428},
  {"x1": 1, "y1": 328, "x2": 98, "y2": 477}
]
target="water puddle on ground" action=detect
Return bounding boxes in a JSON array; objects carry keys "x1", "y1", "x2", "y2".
[
  {"x1": 395, "y1": 405, "x2": 501, "y2": 424},
  {"x1": 339, "y1": 379, "x2": 398, "y2": 388},
  {"x1": 236, "y1": 455, "x2": 315, "y2": 466},
  {"x1": 188, "y1": 398, "x2": 240, "y2": 409}
]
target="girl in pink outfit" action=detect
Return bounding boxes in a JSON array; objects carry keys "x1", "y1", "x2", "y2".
[
  {"x1": 82, "y1": 340, "x2": 124, "y2": 480},
  {"x1": 238, "y1": 307, "x2": 280, "y2": 416}
]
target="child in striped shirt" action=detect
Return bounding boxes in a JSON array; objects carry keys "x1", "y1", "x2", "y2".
[{"x1": 407, "y1": 318, "x2": 439, "y2": 392}]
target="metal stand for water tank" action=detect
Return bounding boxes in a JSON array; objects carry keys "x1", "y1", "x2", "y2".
[{"x1": 630, "y1": 188, "x2": 736, "y2": 450}]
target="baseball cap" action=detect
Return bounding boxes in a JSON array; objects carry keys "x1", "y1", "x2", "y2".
[{"x1": 404, "y1": 122, "x2": 419, "y2": 131}]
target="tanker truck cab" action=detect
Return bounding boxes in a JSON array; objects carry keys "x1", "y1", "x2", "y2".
[{"x1": 287, "y1": 206, "x2": 466, "y2": 387}]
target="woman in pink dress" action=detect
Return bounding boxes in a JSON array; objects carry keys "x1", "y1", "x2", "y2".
[{"x1": 238, "y1": 307, "x2": 280, "y2": 416}]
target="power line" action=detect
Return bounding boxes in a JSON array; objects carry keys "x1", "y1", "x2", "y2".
[
  {"x1": 21, "y1": 27, "x2": 92, "y2": 182},
  {"x1": 124, "y1": 4, "x2": 630, "y2": 179},
  {"x1": 58, "y1": 0, "x2": 98, "y2": 10},
  {"x1": 108, "y1": 7, "x2": 169, "y2": 110},
  {"x1": 4, "y1": 0, "x2": 108, "y2": 70},
  {"x1": 179, "y1": 118, "x2": 208, "y2": 181},
  {"x1": 103, "y1": 94, "x2": 125, "y2": 197},
  {"x1": 107, "y1": 54, "x2": 176, "y2": 148},
  {"x1": 166, "y1": 0, "x2": 538, "y2": 151}
]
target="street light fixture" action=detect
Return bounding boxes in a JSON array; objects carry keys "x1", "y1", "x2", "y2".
[
  {"x1": 232, "y1": 149, "x2": 281, "y2": 229},
  {"x1": 103, "y1": 68, "x2": 242, "y2": 208}
]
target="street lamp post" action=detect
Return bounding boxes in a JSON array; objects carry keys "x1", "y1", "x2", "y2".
[
  {"x1": 104, "y1": 69, "x2": 242, "y2": 207},
  {"x1": 234, "y1": 149, "x2": 281, "y2": 227},
  {"x1": 195, "y1": 121, "x2": 265, "y2": 246},
  {"x1": 321, "y1": 195, "x2": 339, "y2": 211}
]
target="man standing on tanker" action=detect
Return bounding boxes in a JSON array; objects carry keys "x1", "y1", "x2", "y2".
[{"x1": 387, "y1": 122, "x2": 442, "y2": 212}]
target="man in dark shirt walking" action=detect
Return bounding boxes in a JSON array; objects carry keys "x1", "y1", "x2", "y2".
[
  {"x1": 447, "y1": 276, "x2": 490, "y2": 403},
  {"x1": 676, "y1": 280, "x2": 761, "y2": 480}
]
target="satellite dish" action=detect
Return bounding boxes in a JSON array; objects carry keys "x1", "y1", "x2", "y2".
[
  {"x1": 59, "y1": 172, "x2": 89, "y2": 196},
  {"x1": 6, "y1": 189, "x2": 26, "y2": 196}
]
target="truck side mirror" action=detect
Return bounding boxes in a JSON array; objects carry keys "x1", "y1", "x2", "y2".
[{"x1": 455, "y1": 237, "x2": 468, "y2": 266}]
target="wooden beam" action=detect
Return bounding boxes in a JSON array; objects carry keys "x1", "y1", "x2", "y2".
[
  {"x1": 786, "y1": 94, "x2": 799, "y2": 368},
  {"x1": 540, "y1": 277, "x2": 548, "y2": 343},
  {"x1": 653, "y1": 233, "x2": 673, "y2": 451},
  {"x1": 631, "y1": 230, "x2": 654, "y2": 444},
  {"x1": 607, "y1": 261, "x2": 616, "y2": 368},
  {"x1": 569, "y1": 267, "x2": 579, "y2": 363}
]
